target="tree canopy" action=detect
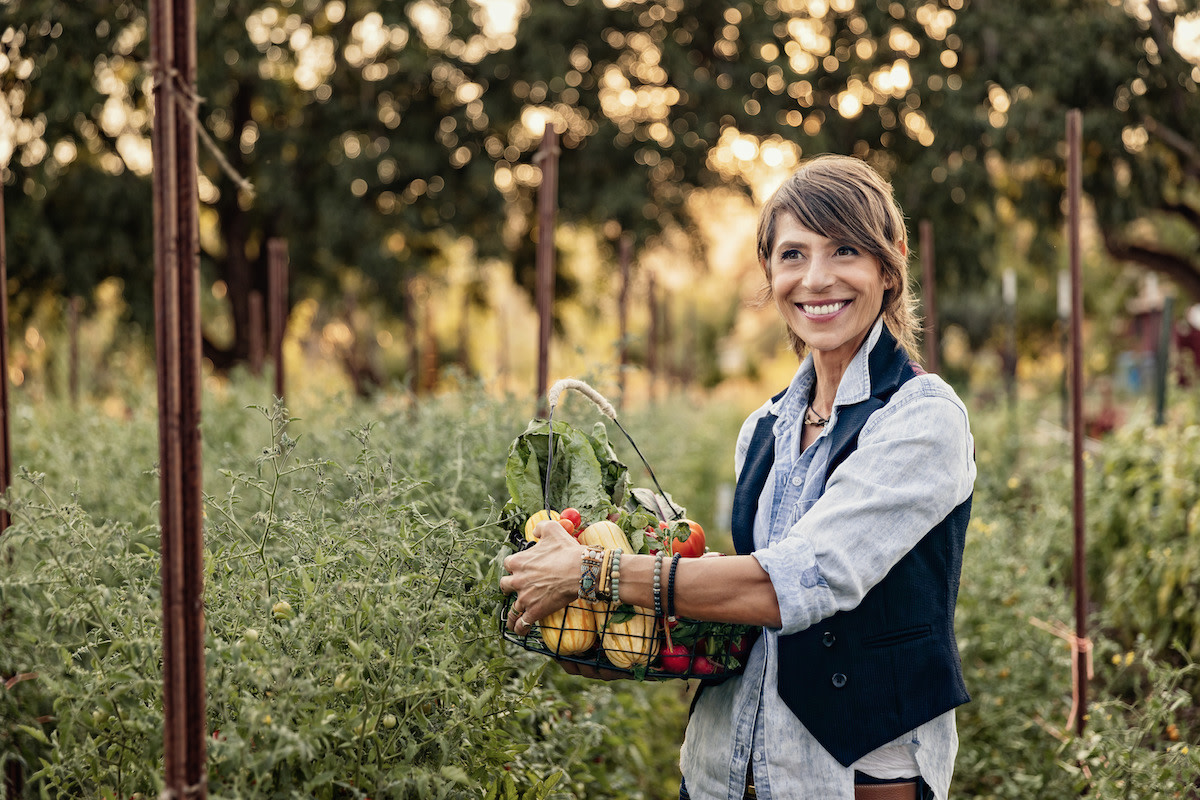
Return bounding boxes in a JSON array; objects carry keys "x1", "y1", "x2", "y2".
[{"x1": 3, "y1": 0, "x2": 1198, "y2": 373}]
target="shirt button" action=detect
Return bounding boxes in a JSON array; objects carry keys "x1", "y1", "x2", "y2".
[
  {"x1": 791, "y1": 476, "x2": 803, "y2": 487},
  {"x1": 754, "y1": 752, "x2": 764, "y2": 762},
  {"x1": 832, "y1": 673, "x2": 848, "y2": 689},
  {"x1": 822, "y1": 632, "x2": 836, "y2": 648}
]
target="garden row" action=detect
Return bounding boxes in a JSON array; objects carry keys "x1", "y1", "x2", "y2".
[{"x1": 1, "y1": 379, "x2": 1198, "y2": 798}]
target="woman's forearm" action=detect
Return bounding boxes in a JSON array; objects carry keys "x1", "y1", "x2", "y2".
[{"x1": 614, "y1": 552, "x2": 782, "y2": 629}]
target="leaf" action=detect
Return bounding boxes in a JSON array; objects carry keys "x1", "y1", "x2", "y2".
[
  {"x1": 439, "y1": 765, "x2": 471, "y2": 785},
  {"x1": 17, "y1": 723, "x2": 50, "y2": 745},
  {"x1": 503, "y1": 420, "x2": 629, "y2": 523}
]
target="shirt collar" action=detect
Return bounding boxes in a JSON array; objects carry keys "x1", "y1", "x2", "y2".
[{"x1": 770, "y1": 316, "x2": 886, "y2": 428}]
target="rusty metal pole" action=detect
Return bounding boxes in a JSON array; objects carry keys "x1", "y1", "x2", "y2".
[
  {"x1": 68, "y1": 296, "x2": 81, "y2": 407},
  {"x1": 248, "y1": 290, "x2": 264, "y2": 377},
  {"x1": 1066, "y1": 108, "x2": 1089, "y2": 740},
  {"x1": 0, "y1": 182, "x2": 11, "y2": 535},
  {"x1": 152, "y1": 0, "x2": 207, "y2": 793},
  {"x1": 267, "y1": 238, "x2": 288, "y2": 402},
  {"x1": 919, "y1": 220, "x2": 939, "y2": 373},
  {"x1": 647, "y1": 272, "x2": 658, "y2": 404},
  {"x1": 1, "y1": 182, "x2": 22, "y2": 800},
  {"x1": 618, "y1": 232, "x2": 632, "y2": 409},
  {"x1": 534, "y1": 127, "x2": 559, "y2": 418}
]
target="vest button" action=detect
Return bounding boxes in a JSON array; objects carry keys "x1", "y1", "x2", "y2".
[
  {"x1": 831, "y1": 673, "x2": 847, "y2": 689},
  {"x1": 822, "y1": 632, "x2": 836, "y2": 647}
]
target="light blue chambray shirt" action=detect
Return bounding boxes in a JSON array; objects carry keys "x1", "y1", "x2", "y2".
[{"x1": 679, "y1": 320, "x2": 976, "y2": 800}]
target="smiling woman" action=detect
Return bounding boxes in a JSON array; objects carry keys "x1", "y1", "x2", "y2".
[
  {"x1": 765, "y1": 215, "x2": 893, "y2": 385},
  {"x1": 501, "y1": 154, "x2": 975, "y2": 800}
]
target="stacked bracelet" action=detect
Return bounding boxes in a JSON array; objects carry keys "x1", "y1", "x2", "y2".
[
  {"x1": 652, "y1": 551, "x2": 665, "y2": 621},
  {"x1": 609, "y1": 549, "x2": 623, "y2": 606},
  {"x1": 666, "y1": 553, "x2": 681, "y2": 623},
  {"x1": 597, "y1": 548, "x2": 614, "y2": 600},
  {"x1": 579, "y1": 547, "x2": 604, "y2": 601}
]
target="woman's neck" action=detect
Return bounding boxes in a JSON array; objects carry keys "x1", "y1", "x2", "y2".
[
  {"x1": 807, "y1": 362, "x2": 842, "y2": 419},
  {"x1": 807, "y1": 328, "x2": 872, "y2": 416}
]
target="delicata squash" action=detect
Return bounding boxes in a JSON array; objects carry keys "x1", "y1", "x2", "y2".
[
  {"x1": 580, "y1": 521, "x2": 660, "y2": 670},
  {"x1": 538, "y1": 599, "x2": 598, "y2": 656}
]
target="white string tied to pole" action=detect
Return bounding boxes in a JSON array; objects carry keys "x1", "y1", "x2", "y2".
[{"x1": 145, "y1": 59, "x2": 256, "y2": 198}]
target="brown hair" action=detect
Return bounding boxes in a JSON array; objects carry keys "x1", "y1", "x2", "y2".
[{"x1": 755, "y1": 154, "x2": 920, "y2": 360}]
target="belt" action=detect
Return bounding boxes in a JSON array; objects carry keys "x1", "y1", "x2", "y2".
[
  {"x1": 741, "y1": 775, "x2": 918, "y2": 800},
  {"x1": 854, "y1": 782, "x2": 919, "y2": 800}
]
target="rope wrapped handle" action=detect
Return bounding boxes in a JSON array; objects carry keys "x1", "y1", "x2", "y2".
[{"x1": 547, "y1": 378, "x2": 617, "y2": 419}]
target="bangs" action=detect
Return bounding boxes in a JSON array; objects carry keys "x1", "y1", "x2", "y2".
[{"x1": 783, "y1": 187, "x2": 882, "y2": 253}]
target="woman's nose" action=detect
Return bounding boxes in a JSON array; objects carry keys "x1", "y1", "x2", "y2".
[{"x1": 801, "y1": 256, "x2": 835, "y2": 291}]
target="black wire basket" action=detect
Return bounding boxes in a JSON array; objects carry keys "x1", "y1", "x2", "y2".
[
  {"x1": 499, "y1": 587, "x2": 758, "y2": 680},
  {"x1": 498, "y1": 379, "x2": 759, "y2": 681}
]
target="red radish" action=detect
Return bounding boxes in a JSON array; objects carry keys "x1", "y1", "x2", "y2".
[
  {"x1": 692, "y1": 655, "x2": 725, "y2": 676},
  {"x1": 658, "y1": 643, "x2": 692, "y2": 674}
]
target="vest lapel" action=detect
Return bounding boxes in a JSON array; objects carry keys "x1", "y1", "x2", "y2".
[
  {"x1": 731, "y1": 407, "x2": 779, "y2": 555},
  {"x1": 729, "y1": 326, "x2": 913, "y2": 554},
  {"x1": 824, "y1": 327, "x2": 912, "y2": 481}
]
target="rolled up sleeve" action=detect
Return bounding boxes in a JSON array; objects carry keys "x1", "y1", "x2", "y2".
[{"x1": 751, "y1": 378, "x2": 974, "y2": 636}]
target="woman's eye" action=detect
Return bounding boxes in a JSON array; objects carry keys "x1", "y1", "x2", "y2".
[
  {"x1": 780, "y1": 248, "x2": 801, "y2": 260},
  {"x1": 835, "y1": 245, "x2": 860, "y2": 256}
]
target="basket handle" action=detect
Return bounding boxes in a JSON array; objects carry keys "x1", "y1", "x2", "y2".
[
  {"x1": 548, "y1": 378, "x2": 616, "y2": 419},
  {"x1": 543, "y1": 378, "x2": 683, "y2": 522}
]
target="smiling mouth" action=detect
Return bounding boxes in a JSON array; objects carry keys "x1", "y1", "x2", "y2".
[{"x1": 801, "y1": 300, "x2": 849, "y2": 316}]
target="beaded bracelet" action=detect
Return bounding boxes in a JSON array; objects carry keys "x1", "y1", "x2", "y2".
[
  {"x1": 579, "y1": 547, "x2": 604, "y2": 602},
  {"x1": 609, "y1": 548, "x2": 623, "y2": 606},
  {"x1": 652, "y1": 551, "x2": 665, "y2": 621},
  {"x1": 597, "y1": 548, "x2": 614, "y2": 600},
  {"x1": 666, "y1": 553, "x2": 681, "y2": 623}
]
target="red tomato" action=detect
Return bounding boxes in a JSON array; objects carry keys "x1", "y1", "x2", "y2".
[
  {"x1": 669, "y1": 519, "x2": 706, "y2": 558},
  {"x1": 559, "y1": 518, "x2": 576, "y2": 536},
  {"x1": 560, "y1": 507, "x2": 583, "y2": 530}
]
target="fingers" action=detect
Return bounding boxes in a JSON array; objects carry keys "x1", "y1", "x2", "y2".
[
  {"x1": 558, "y1": 660, "x2": 630, "y2": 682},
  {"x1": 505, "y1": 596, "x2": 534, "y2": 636}
]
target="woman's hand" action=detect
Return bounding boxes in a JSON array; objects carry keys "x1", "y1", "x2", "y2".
[
  {"x1": 499, "y1": 521, "x2": 582, "y2": 637},
  {"x1": 557, "y1": 659, "x2": 639, "y2": 681}
]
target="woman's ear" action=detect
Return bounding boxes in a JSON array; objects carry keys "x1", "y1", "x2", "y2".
[{"x1": 898, "y1": 239, "x2": 908, "y2": 258}]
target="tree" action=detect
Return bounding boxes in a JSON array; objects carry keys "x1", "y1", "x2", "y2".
[{"x1": 3, "y1": 0, "x2": 1198, "y2": 382}]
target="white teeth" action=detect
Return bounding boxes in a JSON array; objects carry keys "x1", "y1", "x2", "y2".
[{"x1": 802, "y1": 301, "x2": 847, "y2": 316}]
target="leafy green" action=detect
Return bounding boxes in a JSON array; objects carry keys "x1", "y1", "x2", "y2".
[{"x1": 502, "y1": 418, "x2": 630, "y2": 529}]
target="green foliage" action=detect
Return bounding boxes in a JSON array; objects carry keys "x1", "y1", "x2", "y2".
[
  {"x1": 0, "y1": 384, "x2": 691, "y2": 798},
  {"x1": 1089, "y1": 399, "x2": 1200, "y2": 662},
  {"x1": 502, "y1": 418, "x2": 630, "y2": 532},
  {"x1": 1068, "y1": 645, "x2": 1200, "y2": 799},
  {"x1": 7, "y1": 0, "x2": 1199, "y2": 376},
  {"x1": 5, "y1": 381, "x2": 1200, "y2": 797}
]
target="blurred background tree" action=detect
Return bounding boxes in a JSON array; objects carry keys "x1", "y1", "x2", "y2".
[{"x1": 2, "y1": 0, "x2": 1197, "y2": 390}]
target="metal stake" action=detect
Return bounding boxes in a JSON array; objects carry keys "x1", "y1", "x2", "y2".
[
  {"x1": 151, "y1": 0, "x2": 207, "y2": 793},
  {"x1": 534, "y1": 126, "x2": 559, "y2": 417},
  {"x1": 1067, "y1": 108, "x2": 1089, "y2": 740}
]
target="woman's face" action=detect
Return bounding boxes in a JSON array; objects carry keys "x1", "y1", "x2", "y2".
[{"x1": 765, "y1": 212, "x2": 891, "y2": 367}]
